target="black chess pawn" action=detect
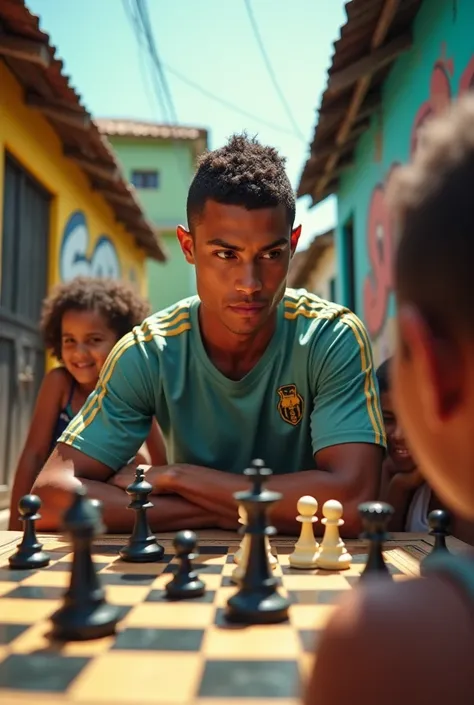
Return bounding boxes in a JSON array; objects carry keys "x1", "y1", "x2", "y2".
[
  {"x1": 119, "y1": 467, "x2": 164, "y2": 562},
  {"x1": 225, "y1": 460, "x2": 290, "y2": 624},
  {"x1": 421, "y1": 509, "x2": 451, "y2": 575},
  {"x1": 9, "y1": 495, "x2": 50, "y2": 569},
  {"x1": 50, "y1": 487, "x2": 121, "y2": 641},
  {"x1": 165, "y1": 530, "x2": 206, "y2": 599},
  {"x1": 359, "y1": 501, "x2": 394, "y2": 580}
]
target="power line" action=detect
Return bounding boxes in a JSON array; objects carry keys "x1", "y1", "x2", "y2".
[
  {"x1": 122, "y1": 0, "x2": 302, "y2": 139},
  {"x1": 133, "y1": 0, "x2": 178, "y2": 124},
  {"x1": 243, "y1": 0, "x2": 305, "y2": 142},
  {"x1": 162, "y1": 62, "x2": 303, "y2": 139}
]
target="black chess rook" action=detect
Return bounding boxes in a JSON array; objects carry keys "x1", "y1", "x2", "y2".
[
  {"x1": 225, "y1": 459, "x2": 290, "y2": 624},
  {"x1": 8, "y1": 495, "x2": 50, "y2": 569},
  {"x1": 50, "y1": 487, "x2": 121, "y2": 641},
  {"x1": 358, "y1": 501, "x2": 394, "y2": 580},
  {"x1": 119, "y1": 467, "x2": 164, "y2": 562},
  {"x1": 165, "y1": 530, "x2": 206, "y2": 599}
]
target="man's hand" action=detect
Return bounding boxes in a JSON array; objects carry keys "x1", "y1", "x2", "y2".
[{"x1": 108, "y1": 463, "x2": 208, "y2": 494}]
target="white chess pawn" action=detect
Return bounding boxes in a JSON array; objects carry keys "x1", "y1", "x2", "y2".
[
  {"x1": 266, "y1": 534, "x2": 278, "y2": 570},
  {"x1": 316, "y1": 499, "x2": 352, "y2": 570},
  {"x1": 232, "y1": 505, "x2": 276, "y2": 582},
  {"x1": 233, "y1": 505, "x2": 247, "y2": 564},
  {"x1": 288, "y1": 495, "x2": 320, "y2": 569}
]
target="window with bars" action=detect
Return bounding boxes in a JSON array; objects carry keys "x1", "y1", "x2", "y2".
[{"x1": 131, "y1": 169, "x2": 159, "y2": 189}]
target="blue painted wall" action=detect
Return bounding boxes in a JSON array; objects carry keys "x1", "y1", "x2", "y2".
[{"x1": 336, "y1": 0, "x2": 474, "y2": 362}]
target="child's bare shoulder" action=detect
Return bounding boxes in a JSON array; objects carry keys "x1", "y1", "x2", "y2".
[
  {"x1": 40, "y1": 366, "x2": 72, "y2": 399},
  {"x1": 305, "y1": 572, "x2": 474, "y2": 704}
]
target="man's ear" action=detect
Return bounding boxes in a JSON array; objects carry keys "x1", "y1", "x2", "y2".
[
  {"x1": 397, "y1": 305, "x2": 464, "y2": 426},
  {"x1": 290, "y1": 225, "x2": 302, "y2": 254},
  {"x1": 177, "y1": 225, "x2": 195, "y2": 264}
]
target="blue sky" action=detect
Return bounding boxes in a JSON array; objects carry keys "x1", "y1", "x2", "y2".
[{"x1": 27, "y1": 0, "x2": 347, "y2": 250}]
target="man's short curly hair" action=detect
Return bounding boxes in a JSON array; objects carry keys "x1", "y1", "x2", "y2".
[
  {"x1": 40, "y1": 276, "x2": 151, "y2": 361},
  {"x1": 186, "y1": 132, "x2": 295, "y2": 230}
]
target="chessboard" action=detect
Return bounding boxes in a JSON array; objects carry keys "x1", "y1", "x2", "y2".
[{"x1": 0, "y1": 529, "x2": 453, "y2": 705}]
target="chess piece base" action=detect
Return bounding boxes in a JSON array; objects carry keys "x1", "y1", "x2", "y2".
[
  {"x1": 225, "y1": 589, "x2": 290, "y2": 624},
  {"x1": 360, "y1": 544, "x2": 392, "y2": 580},
  {"x1": 119, "y1": 538, "x2": 164, "y2": 563},
  {"x1": 50, "y1": 601, "x2": 120, "y2": 641},
  {"x1": 316, "y1": 551, "x2": 352, "y2": 571},
  {"x1": 9, "y1": 548, "x2": 50, "y2": 569},
  {"x1": 165, "y1": 573, "x2": 205, "y2": 599},
  {"x1": 288, "y1": 550, "x2": 320, "y2": 569}
]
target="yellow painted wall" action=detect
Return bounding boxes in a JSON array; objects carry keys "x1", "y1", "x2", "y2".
[
  {"x1": 307, "y1": 245, "x2": 336, "y2": 300},
  {"x1": 0, "y1": 60, "x2": 147, "y2": 300}
]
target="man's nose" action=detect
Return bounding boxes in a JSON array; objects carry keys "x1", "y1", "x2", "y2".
[{"x1": 235, "y1": 264, "x2": 262, "y2": 295}]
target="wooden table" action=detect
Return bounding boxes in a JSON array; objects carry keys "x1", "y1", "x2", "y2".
[{"x1": 0, "y1": 530, "x2": 470, "y2": 705}]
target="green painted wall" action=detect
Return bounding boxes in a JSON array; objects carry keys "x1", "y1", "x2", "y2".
[
  {"x1": 106, "y1": 136, "x2": 198, "y2": 312},
  {"x1": 334, "y1": 0, "x2": 474, "y2": 363}
]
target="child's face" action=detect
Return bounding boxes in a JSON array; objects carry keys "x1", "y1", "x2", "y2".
[
  {"x1": 61, "y1": 309, "x2": 118, "y2": 389},
  {"x1": 380, "y1": 390, "x2": 416, "y2": 472}
]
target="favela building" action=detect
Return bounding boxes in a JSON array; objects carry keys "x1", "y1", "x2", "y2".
[
  {"x1": 0, "y1": 0, "x2": 167, "y2": 511},
  {"x1": 298, "y1": 0, "x2": 473, "y2": 364}
]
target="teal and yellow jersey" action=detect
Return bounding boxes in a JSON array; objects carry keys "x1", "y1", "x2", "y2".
[{"x1": 59, "y1": 289, "x2": 386, "y2": 474}]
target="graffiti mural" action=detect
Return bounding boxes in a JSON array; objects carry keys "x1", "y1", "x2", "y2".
[
  {"x1": 362, "y1": 46, "x2": 474, "y2": 346},
  {"x1": 362, "y1": 166, "x2": 398, "y2": 339},
  {"x1": 60, "y1": 210, "x2": 121, "y2": 281}
]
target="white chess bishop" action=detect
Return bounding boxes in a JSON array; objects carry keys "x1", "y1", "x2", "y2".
[
  {"x1": 288, "y1": 495, "x2": 320, "y2": 568},
  {"x1": 316, "y1": 499, "x2": 352, "y2": 570}
]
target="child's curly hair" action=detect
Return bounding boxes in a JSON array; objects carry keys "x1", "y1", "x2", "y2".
[{"x1": 40, "y1": 276, "x2": 151, "y2": 361}]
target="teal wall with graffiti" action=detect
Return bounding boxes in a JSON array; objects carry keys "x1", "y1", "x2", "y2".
[{"x1": 336, "y1": 0, "x2": 474, "y2": 363}]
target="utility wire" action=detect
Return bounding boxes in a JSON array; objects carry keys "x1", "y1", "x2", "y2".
[
  {"x1": 122, "y1": 0, "x2": 302, "y2": 139},
  {"x1": 134, "y1": 0, "x2": 178, "y2": 124},
  {"x1": 162, "y1": 62, "x2": 303, "y2": 139},
  {"x1": 243, "y1": 0, "x2": 305, "y2": 141}
]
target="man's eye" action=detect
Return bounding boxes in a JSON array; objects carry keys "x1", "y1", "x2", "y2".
[
  {"x1": 262, "y1": 250, "x2": 282, "y2": 260},
  {"x1": 215, "y1": 250, "x2": 236, "y2": 260}
]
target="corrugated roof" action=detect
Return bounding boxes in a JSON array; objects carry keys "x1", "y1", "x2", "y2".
[
  {"x1": 297, "y1": 0, "x2": 423, "y2": 206},
  {"x1": 96, "y1": 118, "x2": 208, "y2": 143},
  {"x1": 0, "y1": 0, "x2": 167, "y2": 261},
  {"x1": 287, "y1": 230, "x2": 334, "y2": 289}
]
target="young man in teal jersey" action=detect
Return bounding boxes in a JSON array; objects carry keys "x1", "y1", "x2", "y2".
[{"x1": 32, "y1": 134, "x2": 385, "y2": 536}]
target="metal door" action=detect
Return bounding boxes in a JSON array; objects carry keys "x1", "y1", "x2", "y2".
[{"x1": 0, "y1": 152, "x2": 50, "y2": 508}]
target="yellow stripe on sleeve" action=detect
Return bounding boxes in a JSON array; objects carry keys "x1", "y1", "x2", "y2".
[{"x1": 340, "y1": 313, "x2": 385, "y2": 446}]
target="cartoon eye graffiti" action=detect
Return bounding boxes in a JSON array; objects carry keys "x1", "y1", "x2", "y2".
[{"x1": 60, "y1": 211, "x2": 121, "y2": 282}]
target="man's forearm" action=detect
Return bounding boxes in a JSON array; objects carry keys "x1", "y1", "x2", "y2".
[
  {"x1": 168, "y1": 467, "x2": 375, "y2": 537},
  {"x1": 34, "y1": 476, "x2": 219, "y2": 533}
]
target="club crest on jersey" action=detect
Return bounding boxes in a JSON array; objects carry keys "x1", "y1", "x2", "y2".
[{"x1": 277, "y1": 384, "x2": 304, "y2": 426}]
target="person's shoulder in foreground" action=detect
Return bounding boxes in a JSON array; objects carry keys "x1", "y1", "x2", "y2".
[{"x1": 305, "y1": 94, "x2": 474, "y2": 704}]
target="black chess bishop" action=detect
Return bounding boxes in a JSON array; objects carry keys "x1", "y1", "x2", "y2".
[{"x1": 119, "y1": 467, "x2": 164, "y2": 562}]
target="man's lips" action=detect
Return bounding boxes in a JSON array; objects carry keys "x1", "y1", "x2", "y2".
[{"x1": 228, "y1": 303, "x2": 267, "y2": 315}]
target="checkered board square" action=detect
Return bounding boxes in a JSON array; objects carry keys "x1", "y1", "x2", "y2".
[{"x1": 0, "y1": 535, "x2": 430, "y2": 704}]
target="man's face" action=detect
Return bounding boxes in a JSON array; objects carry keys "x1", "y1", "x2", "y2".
[
  {"x1": 177, "y1": 201, "x2": 300, "y2": 336},
  {"x1": 380, "y1": 390, "x2": 416, "y2": 473}
]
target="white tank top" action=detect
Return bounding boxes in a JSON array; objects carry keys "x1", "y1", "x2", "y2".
[{"x1": 405, "y1": 482, "x2": 432, "y2": 532}]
